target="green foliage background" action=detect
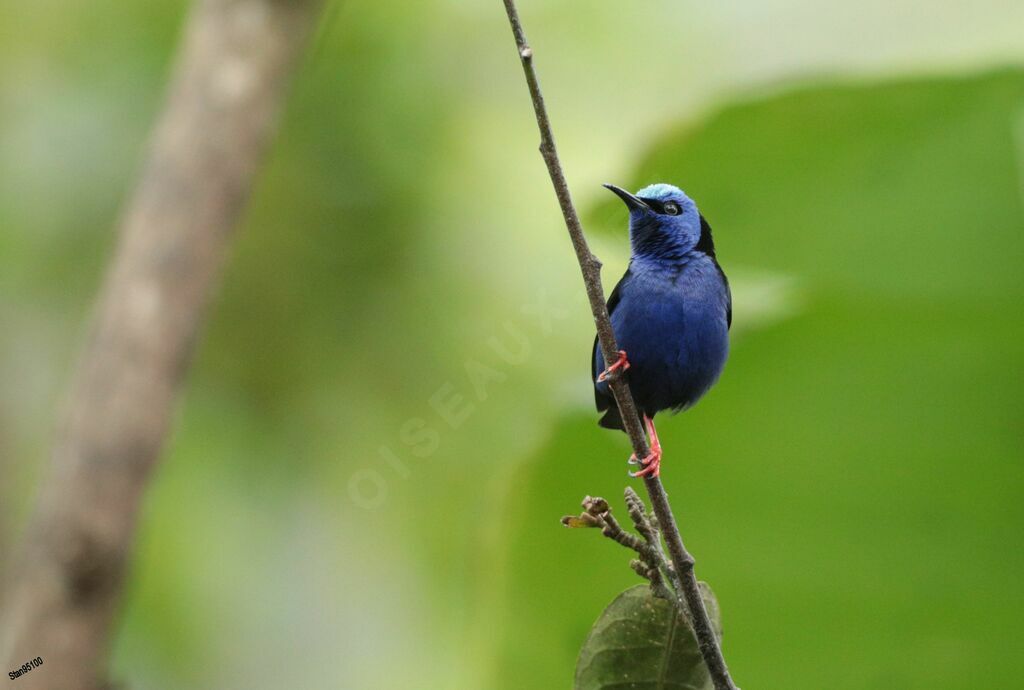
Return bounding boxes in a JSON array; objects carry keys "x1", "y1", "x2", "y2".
[{"x1": 1, "y1": 1, "x2": 1022, "y2": 688}]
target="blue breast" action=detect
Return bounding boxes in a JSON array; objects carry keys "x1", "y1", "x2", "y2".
[{"x1": 594, "y1": 254, "x2": 730, "y2": 417}]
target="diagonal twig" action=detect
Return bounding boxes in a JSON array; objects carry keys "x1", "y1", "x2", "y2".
[{"x1": 499, "y1": 2, "x2": 737, "y2": 688}]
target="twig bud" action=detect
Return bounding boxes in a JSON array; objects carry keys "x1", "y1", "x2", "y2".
[
  {"x1": 561, "y1": 513, "x2": 602, "y2": 528},
  {"x1": 582, "y1": 495, "x2": 610, "y2": 516}
]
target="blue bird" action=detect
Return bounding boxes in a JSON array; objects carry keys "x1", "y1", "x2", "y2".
[{"x1": 593, "y1": 183, "x2": 731, "y2": 478}]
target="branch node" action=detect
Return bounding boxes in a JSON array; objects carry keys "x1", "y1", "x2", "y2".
[{"x1": 566, "y1": 493, "x2": 674, "y2": 601}]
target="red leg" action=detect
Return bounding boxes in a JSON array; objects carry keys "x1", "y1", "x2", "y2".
[
  {"x1": 597, "y1": 350, "x2": 630, "y2": 382},
  {"x1": 630, "y1": 415, "x2": 663, "y2": 478}
]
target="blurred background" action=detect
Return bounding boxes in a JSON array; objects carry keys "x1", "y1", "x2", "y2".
[{"x1": 1, "y1": 0, "x2": 1023, "y2": 688}]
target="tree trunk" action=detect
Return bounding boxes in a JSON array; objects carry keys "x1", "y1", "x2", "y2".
[{"x1": 0, "y1": 2, "x2": 326, "y2": 688}]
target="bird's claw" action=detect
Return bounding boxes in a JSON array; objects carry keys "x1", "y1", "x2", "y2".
[
  {"x1": 598, "y1": 350, "x2": 630, "y2": 382},
  {"x1": 628, "y1": 447, "x2": 662, "y2": 478},
  {"x1": 628, "y1": 415, "x2": 663, "y2": 478}
]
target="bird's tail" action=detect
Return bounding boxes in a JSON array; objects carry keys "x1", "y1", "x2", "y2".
[{"x1": 598, "y1": 405, "x2": 625, "y2": 431}]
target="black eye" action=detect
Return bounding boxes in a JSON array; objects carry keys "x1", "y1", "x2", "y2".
[{"x1": 663, "y1": 202, "x2": 681, "y2": 215}]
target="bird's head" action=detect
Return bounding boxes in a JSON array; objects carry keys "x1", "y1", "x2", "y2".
[{"x1": 603, "y1": 183, "x2": 713, "y2": 260}]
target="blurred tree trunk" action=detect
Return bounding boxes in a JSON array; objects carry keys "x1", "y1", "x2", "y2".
[{"x1": 0, "y1": 1, "x2": 326, "y2": 688}]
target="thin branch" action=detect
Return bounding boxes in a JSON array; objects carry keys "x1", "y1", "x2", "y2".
[
  {"x1": 623, "y1": 487, "x2": 684, "y2": 602},
  {"x1": 562, "y1": 496, "x2": 673, "y2": 601},
  {"x1": 0, "y1": 1, "x2": 326, "y2": 688},
  {"x1": 500, "y1": 2, "x2": 737, "y2": 688}
]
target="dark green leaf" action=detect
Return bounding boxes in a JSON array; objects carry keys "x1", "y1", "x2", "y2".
[{"x1": 575, "y1": 584, "x2": 722, "y2": 690}]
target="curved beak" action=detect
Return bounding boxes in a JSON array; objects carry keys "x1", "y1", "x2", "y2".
[{"x1": 603, "y1": 183, "x2": 649, "y2": 211}]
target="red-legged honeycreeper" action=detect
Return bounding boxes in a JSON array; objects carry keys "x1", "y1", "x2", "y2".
[{"x1": 593, "y1": 183, "x2": 731, "y2": 478}]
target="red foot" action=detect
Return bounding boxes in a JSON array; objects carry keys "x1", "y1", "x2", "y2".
[
  {"x1": 629, "y1": 415, "x2": 663, "y2": 478},
  {"x1": 598, "y1": 350, "x2": 630, "y2": 382}
]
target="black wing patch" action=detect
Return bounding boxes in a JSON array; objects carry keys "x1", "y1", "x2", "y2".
[
  {"x1": 724, "y1": 275, "x2": 733, "y2": 330},
  {"x1": 695, "y1": 215, "x2": 716, "y2": 257},
  {"x1": 698, "y1": 215, "x2": 731, "y2": 329}
]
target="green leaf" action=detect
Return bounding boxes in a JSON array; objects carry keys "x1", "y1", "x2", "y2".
[{"x1": 575, "y1": 584, "x2": 722, "y2": 690}]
